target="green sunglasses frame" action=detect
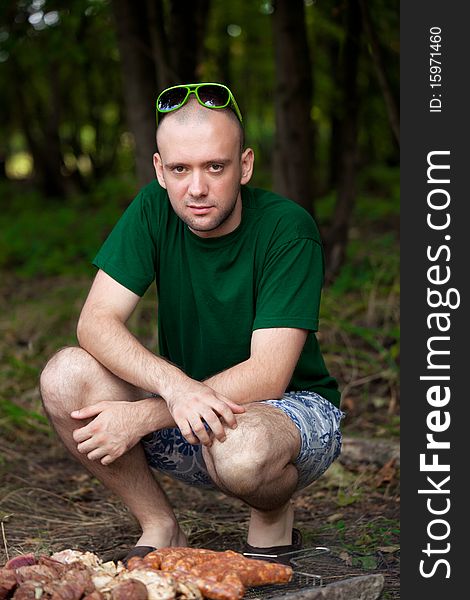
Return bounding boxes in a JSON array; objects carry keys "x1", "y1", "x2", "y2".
[{"x1": 156, "y1": 82, "x2": 243, "y2": 125}]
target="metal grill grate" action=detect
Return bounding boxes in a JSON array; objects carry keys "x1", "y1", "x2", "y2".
[
  {"x1": 242, "y1": 547, "x2": 329, "y2": 599},
  {"x1": 244, "y1": 571, "x2": 323, "y2": 599}
]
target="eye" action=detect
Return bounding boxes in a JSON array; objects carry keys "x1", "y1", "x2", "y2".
[
  {"x1": 172, "y1": 165, "x2": 186, "y2": 174},
  {"x1": 209, "y1": 163, "x2": 224, "y2": 172}
]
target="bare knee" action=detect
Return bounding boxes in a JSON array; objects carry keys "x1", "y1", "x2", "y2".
[
  {"x1": 40, "y1": 346, "x2": 98, "y2": 415},
  {"x1": 207, "y1": 421, "x2": 274, "y2": 497},
  {"x1": 206, "y1": 404, "x2": 301, "y2": 498}
]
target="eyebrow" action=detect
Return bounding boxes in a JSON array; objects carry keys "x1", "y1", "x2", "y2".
[{"x1": 165, "y1": 158, "x2": 233, "y2": 169}]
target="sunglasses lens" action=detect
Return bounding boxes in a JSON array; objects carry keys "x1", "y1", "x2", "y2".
[
  {"x1": 197, "y1": 85, "x2": 230, "y2": 108},
  {"x1": 158, "y1": 88, "x2": 188, "y2": 111}
]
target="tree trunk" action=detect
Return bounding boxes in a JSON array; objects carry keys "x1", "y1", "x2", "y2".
[
  {"x1": 112, "y1": 0, "x2": 158, "y2": 187},
  {"x1": 169, "y1": 0, "x2": 211, "y2": 83},
  {"x1": 11, "y1": 58, "x2": 68, "y2": 198},
  {"x1": 359, "y1": 0, "x2": 399, "y2": 146},
  {"x1": 327, "y1": 36, "x2": 341, "y2": 192},
  {"x1": 146, "y1": 0, "x2": 174, "y2": 90},
  {"x1": 324, "y1": 0, "x2": 362, "y2": 280},
  {"x1": 271, "y1": 0, "x2": 315, "y2": 215}
]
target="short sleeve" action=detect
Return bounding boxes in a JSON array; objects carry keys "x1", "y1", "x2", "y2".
[
  {"x1": 92, "y1": 190, "x2": 158, "y2": 296},
  {"x1": 253, "y1": 238, "x2": 324, "y2": 332}
]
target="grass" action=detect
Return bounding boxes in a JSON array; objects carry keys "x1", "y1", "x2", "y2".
[{"x1": 320, "y1": 515, "x2": 400, "y2": 571}]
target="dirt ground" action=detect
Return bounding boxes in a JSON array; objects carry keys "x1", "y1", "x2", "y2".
[{"x1": 0, "y1": 429, "x2": 399, "y2": 599}]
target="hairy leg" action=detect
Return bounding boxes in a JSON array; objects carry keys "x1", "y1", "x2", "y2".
[
  {"x1": 39, "y1": 346, "x2": 186, "y2": 549},
  {"x1": 202, "y1": 403, "x2": 301, "y2": 547}
]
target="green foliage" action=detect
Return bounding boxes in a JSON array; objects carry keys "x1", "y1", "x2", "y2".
[
  {"x1": 315, "y1": 167, "x2": 399, "y2": 419},
  {"x1": 321, "y1": 462, "x2": 364, "y2": 507},
  {"x1": 0, "y1": 177, "x2": 136, "y2": 276},
  {"x1": 324, "y1": 515, "x2": 400, "y2": 570},
  {"x1": 0, "y1": 397, "x2": 49, "y2": 430}
]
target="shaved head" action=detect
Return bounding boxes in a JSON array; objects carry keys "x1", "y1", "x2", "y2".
[{"x1": 156, "y1": 98, "x2": 245, "y2": 153}]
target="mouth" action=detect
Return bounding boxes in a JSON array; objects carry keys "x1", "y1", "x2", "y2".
[{"x1": 187, "y1": 205, "x2": 214, "y2": 215}]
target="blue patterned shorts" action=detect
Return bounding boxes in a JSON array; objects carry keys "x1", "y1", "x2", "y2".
[{"x1": 142, "y1": 391, "x2": 344, "y2": 491}]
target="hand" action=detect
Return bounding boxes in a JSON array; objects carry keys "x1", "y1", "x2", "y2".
[
  {"x1": 71, "y1": 401, "x2": 149, "y2": 465},
  {"x1": 163, "y1": 379, "x2": 245, "y2": 446}
]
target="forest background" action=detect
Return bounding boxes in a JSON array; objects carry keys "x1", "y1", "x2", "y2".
[{"x1": 0, "y1": 0, "x2": 400, "y2": 596}]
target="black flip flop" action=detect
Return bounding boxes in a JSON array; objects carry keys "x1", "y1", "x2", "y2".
[
  {"x1": 121, "y1": 545, "x2": 157, "y2": 566},
  {"x1": 242, "y1": 528, "x2": 303, "y2": 565}
]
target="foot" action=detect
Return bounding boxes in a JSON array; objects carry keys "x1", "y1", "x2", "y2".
[
  {"x1": 247, "y1": 501, "x2": 295, "y2": 547},
  {"x1": 243, "y1": 528, "x2": 302, "y2": 566},
  {"x1": 136, "y1": 520, "x2": 187, "y2": 549},
  {"x1": 122, "y1": 545, "x2": 156, "y2": 565}
]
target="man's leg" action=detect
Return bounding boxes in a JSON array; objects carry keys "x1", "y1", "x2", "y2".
[
  {"x1": 39, "y1": 346, "x2": 186, "y2": 549},
  {"x1": 202, "y1": 403, "x2": 301, "y2": 547}
]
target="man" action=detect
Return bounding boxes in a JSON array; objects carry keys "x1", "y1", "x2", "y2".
[{"x1": 40, "y1": 82, "x2": 343, "y2": 564}]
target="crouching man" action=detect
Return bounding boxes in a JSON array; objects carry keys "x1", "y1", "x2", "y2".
[{"x1": 40, "y1": 82, "x2": 343, "y2": 564}]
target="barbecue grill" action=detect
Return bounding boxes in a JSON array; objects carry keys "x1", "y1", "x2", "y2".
[{"x1": 244, "y1": 546, "x2": 328, "y2": 599}]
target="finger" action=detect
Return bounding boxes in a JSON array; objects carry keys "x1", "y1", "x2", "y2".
[
  {"x1": 189, "y1": 418, "x2": 212, "y2": 446},
  {"x1": 201, "y1": 411, "x2": 226, "y2": 442},
  {"x1": 76, "y1": 438, "x2": 99, "y2": 454},
  {"x1": 211, "y1": 401, "x2": 240, "y2": 429},
  {"x1": 86, "y1": 447, "x2": 108, "y2": 462},
  {"x1": 228, "y1": 401, "x2": 246, "y2": 414},
  {"x1": 71, "y1": 404, "x2": 105, "y2": 420},
  {"x1": 178, "y1": 420, "x2": 200, "y2": 445},
  {"x1": 101, "y1": 454, "x2": 115, "y2": 466},
  {"x1": 72, "y1": 426, "x2": 93, "y2": 444},
  {"x1": 213, "y1": 393, "x2": 245, "y2": 415},
  {"x1": 218, "y1": 397, "x2": 245, "y2": 415}
]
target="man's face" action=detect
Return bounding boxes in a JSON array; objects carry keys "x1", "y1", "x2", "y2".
[{"x1": 154, "y1": 103, "x2": 254, "y2": 238}]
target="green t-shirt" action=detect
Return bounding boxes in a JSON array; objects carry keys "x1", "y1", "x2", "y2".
[{"x1": 93, "y1": 180, "x2": 340, "y2": 407}]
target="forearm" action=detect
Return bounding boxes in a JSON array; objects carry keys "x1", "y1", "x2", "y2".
[
  {"x1": 204, "y1": 358, "x2": 285, "y2": 404},
  {"x1": 204, "y1": 328, "x2": 308, "y2": 403},
  {"x1": 77, "y1": 311, "x2": 189, "y2": 397},
  {"x1": 133, "y1": 397, "x2": 177, "y2": 433}
]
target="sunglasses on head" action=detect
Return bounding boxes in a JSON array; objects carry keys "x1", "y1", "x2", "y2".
[{"x1": 156, "y1": 82, "x2": 243, "y2": 125}]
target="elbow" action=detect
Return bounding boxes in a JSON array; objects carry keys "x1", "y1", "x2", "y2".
[
  {"x1": 76, "y1": 310, "x2": 95, "y2": 350},
  {"x1": 271, "y1": 384, "x2": 288, "y2": 400},
  {"x1": 262, "y1": 379, "x2": 289, "y2": 400},
  {"x1": 76, "y1": 313, "x2": 88, "y2": 348}
]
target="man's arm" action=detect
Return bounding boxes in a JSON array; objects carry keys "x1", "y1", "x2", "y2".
[
  {"x1": 204, "y1": 327, "x2": 308, "y2": 403},
  {"x1": 76, "y1": 270, "x2": 244, "y2": 446}
]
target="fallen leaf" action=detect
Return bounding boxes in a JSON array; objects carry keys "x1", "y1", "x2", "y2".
[
  {"x1": 374, "y1": 458, "x2": 397, "y2": 487},
  {"x1": 377, "y1": 545, "x2": 400, "y2": 553},
  {"x1": 357, "y1": 554, "x2": 378, "y2": 570},
  {"x1": 327, "y1": 512, "x2": 344, "y2": 523},
  {"x1": 338, "y1": 551, "x2": 353, "y2": 566}
]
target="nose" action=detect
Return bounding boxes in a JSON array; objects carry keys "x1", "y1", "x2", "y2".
[{"x1": 188, "y1": 170, "x2": 208, "y2": 198}]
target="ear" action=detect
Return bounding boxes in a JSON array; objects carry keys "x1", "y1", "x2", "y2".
[
  {"x1": 153, "y1": 153, "x2": 166, "y2": 188},
  {"x1": 240, "y1": 148, "x2": 254, "y2": 185}
]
